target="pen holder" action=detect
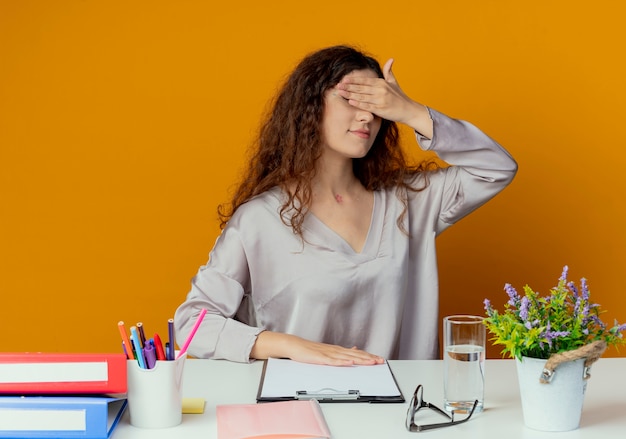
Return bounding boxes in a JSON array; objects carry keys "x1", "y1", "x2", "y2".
[{"x1": 126, "y1": 355, "x2": 186, "y2": 428}]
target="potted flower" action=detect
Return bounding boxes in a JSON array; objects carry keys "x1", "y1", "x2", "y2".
[{"x1": 483, "y1": 265, "x2": 625, "y2": 432}]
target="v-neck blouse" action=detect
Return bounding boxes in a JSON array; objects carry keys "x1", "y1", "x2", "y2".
[
  {"x1": 304, "y1": 189, "x2": 383, "y2": 261},
  {"x1": 174, "y1": 108, "x2": 517, "y2": 363}
]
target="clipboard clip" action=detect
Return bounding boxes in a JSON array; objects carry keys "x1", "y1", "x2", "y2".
[{"x1": 295, "y1": 388, "x2": 360, "y2": 401}]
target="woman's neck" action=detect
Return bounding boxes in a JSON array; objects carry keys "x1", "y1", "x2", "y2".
[
  {"x1": 311, "y1": 170, "x2": 366, "y2": 205},
  {"x1": 312, "y1": 154, "x2": 363, "y2": 199}
]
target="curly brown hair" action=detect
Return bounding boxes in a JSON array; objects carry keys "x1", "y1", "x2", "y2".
[{"x1": 218, "y1": 45, "x2": 437, "y2": 235}]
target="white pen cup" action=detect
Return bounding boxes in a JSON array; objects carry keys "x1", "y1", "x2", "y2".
[
  {"x1": 126, "y1": 355, "x2": 186, "y2": 428},
  {"x1": 443, "y1": 315, "x2": 485, "y2": 414}
]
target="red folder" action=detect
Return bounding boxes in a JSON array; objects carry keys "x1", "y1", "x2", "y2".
[{"x1": 0, "y1": 352, "x2": 127, "y2": 394}]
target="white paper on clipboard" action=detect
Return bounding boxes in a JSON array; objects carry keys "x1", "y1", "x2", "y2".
[{"x1": 258, "y1": 357, "x2": 403, "y2": 401}]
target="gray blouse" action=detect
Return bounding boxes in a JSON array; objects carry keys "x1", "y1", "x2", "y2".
[{"x1": 174, "y1": 108, "x2": 517, "y2": 362}]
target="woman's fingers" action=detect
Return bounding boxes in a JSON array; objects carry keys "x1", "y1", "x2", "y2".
[{"x1": 292, "y1": 338, "x2": 385, "y2": 366}]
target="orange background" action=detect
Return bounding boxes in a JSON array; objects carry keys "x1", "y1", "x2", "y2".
[{"x1": 1, "y1": 1, "x2": 625, "y2": 359}]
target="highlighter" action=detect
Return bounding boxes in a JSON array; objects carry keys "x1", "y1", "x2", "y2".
[
  {"x1": 144, "y1": 341, "x2": 157, "y2": 369},
  {"x1": 153, "y1": 333, "x2": 166, "y2": 361}
]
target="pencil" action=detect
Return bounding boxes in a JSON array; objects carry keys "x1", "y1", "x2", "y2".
[
  {"x1": 136, "y1": 322, "x2": 147, "y2": 346},
  {"x1": 117, "y1": 321, "x2": 134, "y2": 359},
  {"x1": 176, "y1": 308, "x2": 207, "y2": 359},
  {"x1": 130, "y1": 326, "x2": 147, "y2": 369},
  {"x1": 167, "y1": 318, "x2": 175, "y2": 360}
]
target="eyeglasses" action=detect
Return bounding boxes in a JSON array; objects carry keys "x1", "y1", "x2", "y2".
[{"x1": 405, "y1": 385, "x2": 478, "y2": 432}]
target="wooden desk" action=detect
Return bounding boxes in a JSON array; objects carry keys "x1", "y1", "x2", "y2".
[{"x1": 112, "y1": 358, "x2": 626, "y2": 438}]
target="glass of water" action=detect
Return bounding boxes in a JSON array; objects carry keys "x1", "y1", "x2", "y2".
[{"x1": 443, "y1": 315, "x2": 485, "y2": 414}]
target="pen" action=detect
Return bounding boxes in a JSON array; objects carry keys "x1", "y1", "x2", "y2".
[
  {"x1": 153, "y1": 333, "x2": 166, "y2": 361},
  {"x1": 177, "y1": 308, "x2": 207, "y2": 359},
  {"x1": 130, "y1": 326, "x2": 147, "y2": 369},
  {"x1": 117, "y1": 321, "x2": 135, "y2": 359},
  {"x1": 136, "y1": 322, "x2": 147, "y2": 346},
  {"x1": 129, "y1": 338, "x2": 138, "y2": 359},
  {"x1": 122, "y1": 341, "x2": 129, "y2": 359},
  {"x1": 167, "y1": 318, "x2": 175, "y2": 360},
  {"x1": 144, "y1": 341, "x2": 157, "y2": 369}
]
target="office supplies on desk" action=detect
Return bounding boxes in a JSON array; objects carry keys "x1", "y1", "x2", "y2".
[
  {"x1": 126, "y1": 355, "x2": 186, "y2": 428},
  {"x1": 143, "y1": 341, "x2": 157, "y2": 369},
  {"x1": 257, "y1": 357, "x2": 404, "y2": 403},
  {"x1": 0, "y1": 353, "x2": 127, "y2": 394},
  {"x1": 182, "y1": 397, "x2": 205, "y2": 414},
  {"x1": 153, "y1": 333, "x2": 166, "y2": 360},
  {"x1": 130, "y1": 326, "x2": 147, "y2": 369},
  {"x1": 176, "y1": 308, "x2": 207, "y2": 359},
  {"x1": 136, "y1": 322, "x2": 146, "y2": 346},
  {"x1": 118, "y1": 319, "x2": 177, "y2": 363},
  {"x1": 0, "y1": 395, "x2": 127, "y2": 439},
  {"x1": 117, "y1": 321, "x2": 134, "y2": 360},
  {"x1": 217, "y1": 399, "x2": 331, "y2": 439},
  {"x1": 167, "y1": 318, "x2": 175, "y2": 360}
]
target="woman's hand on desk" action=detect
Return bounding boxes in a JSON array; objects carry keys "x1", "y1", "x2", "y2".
[{"x1": 250, "y1": 331, "x2": 385, "y2": 366}]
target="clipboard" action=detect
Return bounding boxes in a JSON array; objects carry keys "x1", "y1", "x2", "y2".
[{"x1": 256, "y1": 358, "x2": 405, "y2": 403}]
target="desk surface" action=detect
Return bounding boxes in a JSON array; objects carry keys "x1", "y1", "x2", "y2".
[{"x1": 113, "y1": 358, "x2": 626, "y2": 439}]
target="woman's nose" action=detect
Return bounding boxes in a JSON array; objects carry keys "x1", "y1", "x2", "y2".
[{"x1": 357, "y1": 109, "x2": 374, "y2": 122}]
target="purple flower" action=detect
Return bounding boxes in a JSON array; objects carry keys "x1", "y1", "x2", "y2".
[
  {"x1": 525, "y1": 319, "x2": 540, "y2": 330},
  {"x1": 542, "y1": 322, "x2": 571, "y2": 347},
  {"x1": 544, "y1": 331, "x2": 571, "y2": 347},
  {"x1": 504, "y1": 283, "x2": 520, "y2": 307},
  {"x1": 519, "y1": 296, "x2": 529, "y2": 321},
  {"x1": 574, "y1": 294, "x2": 590, "y2": 325},
  {"x1": 582, "y1": 304, "x2": 590, "y2": 319},
  {"x1": 560, "y1": 265, "x2": 569, "y2": 282},
  {"x1": 580, "y1": 278, "x2": 589, "y2": 301},
  {"x1": 588, "y1": 315, "x2": 606, "y2": 329},
  {"x1": 488, "y1": 266, "x2": 626, "y2": 359}
]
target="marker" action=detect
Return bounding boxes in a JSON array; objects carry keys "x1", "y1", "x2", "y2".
[
  {"x1": 177, "y1": 308, "x2": 207, "y2": 359},
  {"x1": 153, "y1": 333, "x2": 166, "y2": 361},
  {"x1": 117, "y1": 321, "x2": 134, "y2": 359},
  {"x1": 136, "y1": 322, "x2": 147, "y2": 346},
  {"x1": 129, "y1": 339, "x2": 138, "y2": 359},
  {"x1": 130, "y1": 326, "x2": 147, "y2": 369},
  {"x1": 144, "y1": 341, "x2": 157, "y2": 369},
  {"x1": 167, "y1": 318, "x2": 175, "y2": 360}
]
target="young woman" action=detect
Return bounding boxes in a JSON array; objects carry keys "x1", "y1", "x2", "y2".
[{"x1": 174, "y1": 45, "x2": 517, "y2": 365}]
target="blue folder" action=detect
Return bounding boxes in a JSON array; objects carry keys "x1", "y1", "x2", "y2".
[{"x1": 0, "y1": 395, "x2": 127, "y2": 439}]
